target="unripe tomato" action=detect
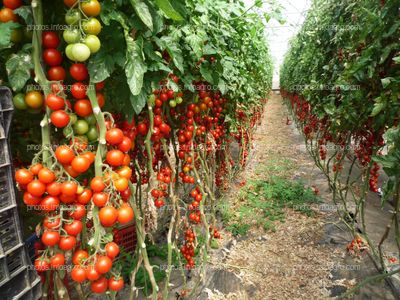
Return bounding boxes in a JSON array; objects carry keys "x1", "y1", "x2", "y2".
[
  {"x1": 63, "y1": 29, "x2": 80, "y2": 44},
  {"x1": 72, "y1": 43, "x2": 91, "y2": 62},
  {"x1": 25, "y1": 91, "x2": 44, "y2": 109},
  {"x1": 13, "y1": 93, "x2": 28, "y2": 110},
  {"x1": 65, "y1": 9, "x2": 80, "y2": 25},
  {"x1": 84, "y1": 34, "x2": 101, "y2": 53},
  {"x1": 81, "y1": 0, "x2": 101, "y2": 17},
  {"x1": 82, "y1": 18, "x2": 102, "y2": 35}
]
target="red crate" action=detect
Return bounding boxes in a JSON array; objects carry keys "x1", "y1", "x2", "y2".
[{"x1": 113, "y1": 223, "x2": 137, "y2": 254}]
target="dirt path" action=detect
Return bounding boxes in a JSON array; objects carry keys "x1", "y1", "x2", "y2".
[{"x1": 199, "y1": 92, "x2": 396, "y2": 300}]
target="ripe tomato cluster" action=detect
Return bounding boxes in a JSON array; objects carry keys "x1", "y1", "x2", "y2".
[
  {"x1": 369, "y1": 162, "x2": 380, "y2": 192},
  {"x1": 180, "y1": 228, "x2": 196, "y2": 269}
]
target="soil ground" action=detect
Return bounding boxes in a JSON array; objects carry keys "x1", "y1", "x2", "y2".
[{"x1": 195, "y1": 92, "x2": 398, "y2": 300}]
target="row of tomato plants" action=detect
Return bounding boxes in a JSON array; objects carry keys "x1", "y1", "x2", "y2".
[
  {"x1": 1, "y1": 0, "x2": 273, "y2": 299},
  {"x1": 280, "y1": 0, "x2": 400, "y2": 296}
]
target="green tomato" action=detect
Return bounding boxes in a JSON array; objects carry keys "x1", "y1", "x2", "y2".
[
  {"x1": 176, "y1": 97, "x2": 183, "y2": 104},
  {"x1": 73, "y1": 120, "x2": 89, "y2": 135},
  {"x1": 86, "y1": 126, "x2": 99, "y2": 141},
  {"x1": 84, "y1": 35, "x2": 101, "y2": 54},
  {"x1": 85, "y1": 114, "x2": 97, "y2": 125},
  {"x1": 63, "y1": 126, "x2": 74, "y2": 138},
  {"x1": 13, "y1": 93, "x2": 28, "y2": 110},
  {"x1": 82, "y1": 18, "x2": 102, "y2": 35},
  {"x1": 65, "y1": 44, "x2": 76, "y2": 61},
  {"x1": 23, "y1": 28, "x2": 33, "y2": 41},
  {"x1": 169, "y1": 100, "x2": 177, "y2": 108},
  {"x1": 10, "y1": 29, "x2": 23, "y2": 43},
  {"x1": 69, "y1": 114, "x2": 78, "y2": 125},
  {"x1": 65, "y1": 9, "x2": 80, "y2": 25},
  {"x1": 72, "y1": 43, "x2": 91, "y2": 62},
  {"x1": 63, "y1": 28, "x2": 80, "y2": 44}
]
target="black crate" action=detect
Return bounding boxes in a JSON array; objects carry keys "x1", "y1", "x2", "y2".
[
  {"x1": 19, "y1": 278, "x2": 41, "y2": 300},
  {"x1": 0, "y1": 268, "x2": 30, "y2": 299},
  {"x1": 25, "y1": 233, "x2": 40, "y2": 264},
  {"x1": 6, "y1": 246, "x2": 26, "y2": 278},
  {"x1": 0, "y1": 208, "x2": 23, "y2": 257},
  {"x1": 0, "y1": 166, "x2": 17, "y2": 212},
  {"x1": 0, "y1": 139, "x2": 10, "y2": 167},
  {"x1": 0, "y1": 87, "x2": 14, "y2": 138}
]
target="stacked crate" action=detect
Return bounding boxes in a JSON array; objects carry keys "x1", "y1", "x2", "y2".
[{"x1": 0, "y1": 87, "x2": 41, "y2": 300}]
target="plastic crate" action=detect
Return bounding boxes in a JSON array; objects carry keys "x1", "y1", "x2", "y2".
[
  {"x1": 0, "y1": 208, "x2": 23, "y2": 257},
  {"x1": 18, "y1": 278, "x2": 41, "y2": 300},
  {"x1": 0, "y1": 87, "x2": 14, "y2": 138},
  {"x1": 0, "y1": 246, "x2": 27, "y2": 286},
  {"x1": 113, "y1": 223, "x2": 137, "y2": 254},
  {"x1": 0, "y1": 139, "x2": 10, "y2": 166},
  {"x1": 0, "y1": 268, "x2": 31, "y2": 299},
  {"x1": 0, "y1": 166, "x2": 17, "y2": 212}
]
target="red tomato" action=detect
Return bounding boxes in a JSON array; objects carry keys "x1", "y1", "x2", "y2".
[
  {"x1": 90, "y1": 176, "x2": 105, "y2": 192},
  {"x1": 118, "y1": 137, "x2": 133, "y2": 152},
  {"x1": 86, "y1": 265, "x2": 101, "y2": 281},
  {"x1": 3, "y1": 0, "x2": 23, "y2": 9},
  {"x1": 108, "y1": 277, "x2": 124, "y2": 291},
  {"x1": 77, "y1": 189, "x2": 93, "y2": 204},
  {"x1": 15, "y1": 168, "x2": 33, "y2": 185},
  {"x1": 95, "y1": 256, "x2": 112, "y2": 274},
  {"x1": 72, "y1": 249, "x2": 89, "y2": 265},
  {"x1": 43, "y1": 49, "x2": 63, "y2": 66},
  {"x1": 91, "y1": 277, "x2": 108, "y2": 293},
  {"x1": 27, "y1": 179, "x2": 46, "y2": 197},
  {"x1": 64, "y1": 220, "x2": 83, "y2": 236},
  {"x1": 99, "y1": 206, "x2": 118, "y2": 227},
  {"x1": 42, "y1": 31, "x2": 60, "y2": 48},
  {"x1": 34, "y1": 258, "x2": 50, "y2": 272},
  {"x1": 59, "y1": 236, "x2": 77, "y2": 251},
  {"x1": 43, "y1": 215, "x2": 61, "y2": 229},
  {"x1": 50, "y1": 253, "x2": 65, "y2": 269},
  {"x1": 46, "y1": 94, "x2": 65, "y2": 110},
  {"x1": 41, "y1": 230, "x2": 60, "y2": 246},
  {"x1": 105, "y1": 242, "x2": 120, "y2": 259},
  {"x1": 92, "y1": 192, "x2": 109, "y2": 207},
  {"x1": 48, "y1": 66, "x2": 66, "y2": 81},
  {"x1": 50, "y1": 110, "x2": 70, "y2": 128},
  {"x1": 117, "y1": 203, "x2": 134, "y2": 224},
  {"x1": 23, "y1": 192, "x2": 41, "y2": 206},
  {"x1": 61, "y1": 181, "x2": 78, "y2": 196},
  {"x1": 46, "y1": 182, "x2": 62, "y2": 196},
  {"x1": 105, "y1": 128, "x2": 124, "y2": 145},
  {"x1": 38, "y1": 168, "x2": 56, "y2": 184},
  {"x1": 71, "y1": 266, "x2": 86, "y2": 283},
  {"x1": 71, "y1": 156, "x2": 91, "y2": 173},
  {"x1": 40, "y1": 196, "x2": 60, "y2": 212},
  {"x1": 69, "y1": 204, "x2": 86, "y2": 220},
  {"x1": 106, "y1": 150, "x2": 124, "y2": 167},
  {"x1": 70, "y1": 63, "x2": 88, "y2": 81},
  {"x1": 71, "y1": 82, "x2": 87, "y2": 99},
  {"x1": 74, "y1": 99, "x2": 93, "y2": 117},
  {"x1": 55, "y1": 145, "x2": 75, "y2": 164}
]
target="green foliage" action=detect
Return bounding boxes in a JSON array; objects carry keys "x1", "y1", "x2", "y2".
[{"x1": 224, "y1": 177, "x2": 321, "y2": 236}]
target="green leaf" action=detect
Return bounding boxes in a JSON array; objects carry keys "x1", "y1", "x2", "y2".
[
  {"x1": 129, "y1": 0, "x2": 153, "y2": 31},
  {"x1": 6, "y1": 48, "x2": 33, "y2": 92},
  {"x1": 88, "y1": 50, "x2": 117, "y2": 83},
  {"x1": 130, "y1": 90, "x2": 147, "y2": 114},
  {"x1": 154, "y1": 0, "x2": 183, "y2": 21},
  {"x1": 165, "y1": 43, "x2": 184, "y2": 73},
  {"x1": 381, "y1": 77, "x2": 394, "y2": 88},
  {"x1": 125, "y1": 36, "x2": 147, "y2": 96},
  {"x1": 370, "y1": 102, "x2": 384, "y2": 117},
  {"x1": 200, "y1": 64, "x2": 214, "y2": 84},
  {"x1": 14, "y1": 6, "x2": 33, "y2": 25},
  {"x1": 0, "y1": 22, "x2": 20, "y2": 49}
]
